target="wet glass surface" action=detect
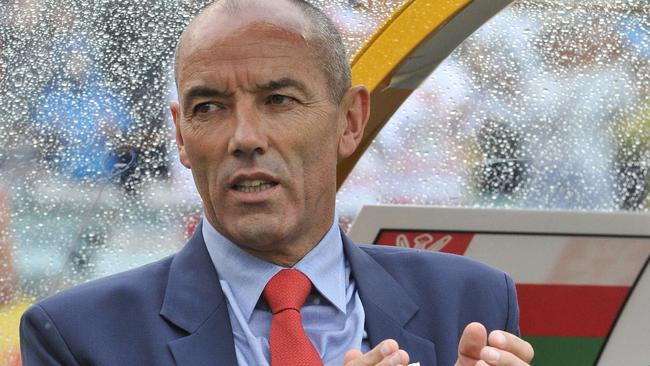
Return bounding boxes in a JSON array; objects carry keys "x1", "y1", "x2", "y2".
[
  {"x1": 0, "y1": 1, "x2": 405, "y2": 361},
  {"x1": 338, "y1": 0, "x2": 650, "y2": 226},
  {"x1": 0, "y1": 0, "x2": 648, "y2": 363}
]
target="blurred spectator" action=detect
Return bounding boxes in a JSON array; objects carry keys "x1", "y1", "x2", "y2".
[
  {"x1": 614, "y1": 102, "x2": 650, "y2": 209},
  {"x1": 471, "y1": 119, "x2": 529, "y2": 202},
  {"x1": 32, "y1": 38, "x2": 133, "y2": 182}
]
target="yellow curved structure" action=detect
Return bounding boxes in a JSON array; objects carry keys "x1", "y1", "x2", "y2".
[
  {"x1": 0, "y1": 298, "x2": 30, "y2": 366},
  {"x1": 338, "y1": 0, "x2": 513, "y2": 188}
]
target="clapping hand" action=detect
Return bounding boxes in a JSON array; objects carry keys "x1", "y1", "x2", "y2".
[
  {"x1": 342, "y1": 322, "x2": 534, "y2": 366},
  {"x1": 455, "y1": 322, "x2": 534, "y2": 366}
]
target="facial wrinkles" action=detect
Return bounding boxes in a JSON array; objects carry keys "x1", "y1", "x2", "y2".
[
  {"x1": 183, "y1": 42, "x2": 297, "y2": 79},
  {"x1": 187, "y1": 99, "x2": 315, "y2": 200},
  {"x1": 222, "y1": 105, "x2": 312, "y2": 185},
  {"x1": 216, "y1": 153, "x2": 291, "y2": 194},
  {"x1": 180, "y1": 53, "x2": 316, "y2": 115},
  {"x1": 177, "y1": 4, "x2": 339, "y2": 218},
  {"x1": 299, "y1": 106, "x2": 338, "y2": 177}
]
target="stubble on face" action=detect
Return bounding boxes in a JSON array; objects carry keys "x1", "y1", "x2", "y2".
[{"x1": 174, "y1": 2, "x2": 343, "y2": 266}]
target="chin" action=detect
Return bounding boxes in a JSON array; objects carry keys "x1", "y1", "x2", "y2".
[{"x1": 223, "y1": 214, "x2": 291, "y2": 248}]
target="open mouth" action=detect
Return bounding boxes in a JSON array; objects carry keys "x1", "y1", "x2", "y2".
[{"x1": 232, "y1": 179, "x2": 278, "y2": 193}]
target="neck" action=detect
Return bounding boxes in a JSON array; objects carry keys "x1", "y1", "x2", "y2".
[
  {"x1": 203, "y1": 212, "x2": 336, "y2": 268},
  {"x1": 243, "y1": 247, "x2": 311, "y2": 267},
  {"x1": 237, "y1": 218, "x2": 334, "y2": 267}
]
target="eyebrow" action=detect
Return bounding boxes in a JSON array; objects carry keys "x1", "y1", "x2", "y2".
[
  {"x1": 256, "y1": 77, "x2": 312, "y2": 98},
  {"x1": 183, "y1": 86, "x2": 232, "y2": 102},
  {"x1": 181, "y1": 77, "x2": 312, "y2": 110}
]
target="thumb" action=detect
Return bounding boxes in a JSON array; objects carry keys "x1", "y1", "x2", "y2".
[
  {"x1": 343, "y1": 349, "x2": 363, "y2": 366},
  {"x1": 456, "y1": 322, "x2": 487, "y2": 366}
]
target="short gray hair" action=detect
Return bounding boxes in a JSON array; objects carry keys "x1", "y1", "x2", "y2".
[{"x1": 174, "y1": 0, "x2": 351, "y2": 104}]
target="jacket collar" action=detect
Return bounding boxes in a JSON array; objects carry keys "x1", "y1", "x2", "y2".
[
  {"x1": 158, "y1": 223, "x2": 436, "y2": 366},
  {"x1": 160, "y1": 221, "x2": 238, "y2": 365},
  {"x1": 342, "y1": 232, "x2": 438, "y2": 366}
]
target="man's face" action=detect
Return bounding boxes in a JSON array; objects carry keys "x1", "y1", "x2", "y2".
[{"x1": 172, "y1": 8, "x2": 346, "y2": 263}]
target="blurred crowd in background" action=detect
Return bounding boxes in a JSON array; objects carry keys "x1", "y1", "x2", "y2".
[
  {"x1": 0, "y1": 0, "x2": 649, "y2": 364},
  {"x1": 337, "y1": 1, "x2": 650, "y2": 223}
]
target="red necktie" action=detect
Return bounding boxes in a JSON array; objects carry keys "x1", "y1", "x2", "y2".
[{"x1": 263, "y1": 269, "x2": 323, "y2": 366}]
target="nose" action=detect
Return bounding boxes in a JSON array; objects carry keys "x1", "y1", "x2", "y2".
[{"x1": 227, "y1": 104, "x2": 269, "y2": 158}]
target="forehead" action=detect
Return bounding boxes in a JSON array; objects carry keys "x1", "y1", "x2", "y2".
[{"x1": 177, "y1": 5, "x2": 321, "y2": 91}]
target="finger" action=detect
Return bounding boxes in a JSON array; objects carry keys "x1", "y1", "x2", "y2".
[
  {"x1": 344, "y1": 339, "x2": 402, "y2": 366},
  {"x1": 343, "y1": 349, "x2": 364, "y2": 365},
  {"x1": 345, "y1": 350, "x2": 408, "y2": 366},
  {"x1": 488, "y1": 331, "x2": 534, "y2": 363},
  {"x1": 383, "y1": 349, "x2": 409, "y2": 366},
  {"x1": 479, "y1": 346, "x2": 529, "y2": 366},
  {"x1": 457, "y1": 322, "x2": 488, "y2": 365},
  {"x1": 367, "y1": 350, "x2": 410, "y2": 366}
]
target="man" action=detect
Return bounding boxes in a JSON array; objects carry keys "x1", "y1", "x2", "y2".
[{"x1": 20, "y1": 1, "x2": 534, "y2": 365}]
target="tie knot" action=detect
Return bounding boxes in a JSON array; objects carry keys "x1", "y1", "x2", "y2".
[{"x1": 263, "y1": 269, "x2": 312, "y2": 314}]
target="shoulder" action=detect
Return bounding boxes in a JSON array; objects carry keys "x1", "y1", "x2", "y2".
[
  {"x1": 358, "y1": 244, "x2": 506, "y2": 284},
  {"x1": 356, "y1": 244, "x2": 515, "y2": 313},
  {"x1": 20, "y1": 255, "x2": 180, "y2": 365},
  {"x1": 30, "y1": 255, "x2": 174, "y2": 322},
  {"x1": 355, "y1": 243, "x2": 520, "y2": 337}
]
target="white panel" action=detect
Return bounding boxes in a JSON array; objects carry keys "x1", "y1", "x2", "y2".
[
  {"x1": 465, "y1": 234, "x2": 650, "y2": 285},
  {"x1": 597, "y1": 260, "x2": 650, "y2": 366}
]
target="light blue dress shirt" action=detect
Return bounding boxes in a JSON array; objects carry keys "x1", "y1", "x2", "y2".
[{"x1": 202, "y1": 217, "x2": 368, "y2": 366}]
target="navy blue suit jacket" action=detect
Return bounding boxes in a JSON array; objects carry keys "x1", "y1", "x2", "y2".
[{"x1": 20, "y1": 224, "x2": 520, "y2": 366}]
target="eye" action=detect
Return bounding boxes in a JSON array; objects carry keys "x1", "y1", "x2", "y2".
[
  {"x1": 266, "y1": 94, "x2": 294, "y2": 106},
  {"x1": 193, "y1": 102, "x2": 220, "y2": 115}
]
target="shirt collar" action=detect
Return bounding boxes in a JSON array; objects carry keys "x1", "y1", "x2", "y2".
[{"x1": 202, "y1": 215, "x2": 347, "y2": 320}]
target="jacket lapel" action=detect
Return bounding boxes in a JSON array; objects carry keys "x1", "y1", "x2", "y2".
[
  {"x1": 343, "y1": 233, "x2": 438, "y2": 366},
  {"x1": 157, "y1": 224, "x2": 437, "y2": 365},
  {"x1": 160, "y1": 222, "x2": 238, "y2": 365}
]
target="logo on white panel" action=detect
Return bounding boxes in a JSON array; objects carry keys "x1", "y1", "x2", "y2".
[{"x1": 396, "y1": 233, "x2": 453, "y2": 251}]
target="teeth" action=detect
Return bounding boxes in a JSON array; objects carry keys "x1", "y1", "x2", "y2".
[
  {"x1": 238, "y1": 180, "x2": 267, "y2": 188},
  {"x1": 234, "y1": 180, "x2": 275, "y2": 193}
]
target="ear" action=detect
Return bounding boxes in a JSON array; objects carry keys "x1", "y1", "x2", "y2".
[
  {"x1": 337, "y1": 85, "x2": 370, "y2": 160},
  {"x1": 170, "y1": 101, "x2": 191, "y2": 169}
]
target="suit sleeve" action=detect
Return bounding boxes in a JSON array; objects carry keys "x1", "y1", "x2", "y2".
[
  {"x1": 504, "y1": 273, "x2": 521, "y2": 336},
  {"x1": 20, "y1": 304, "x2": 81, "y2": 366}
]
